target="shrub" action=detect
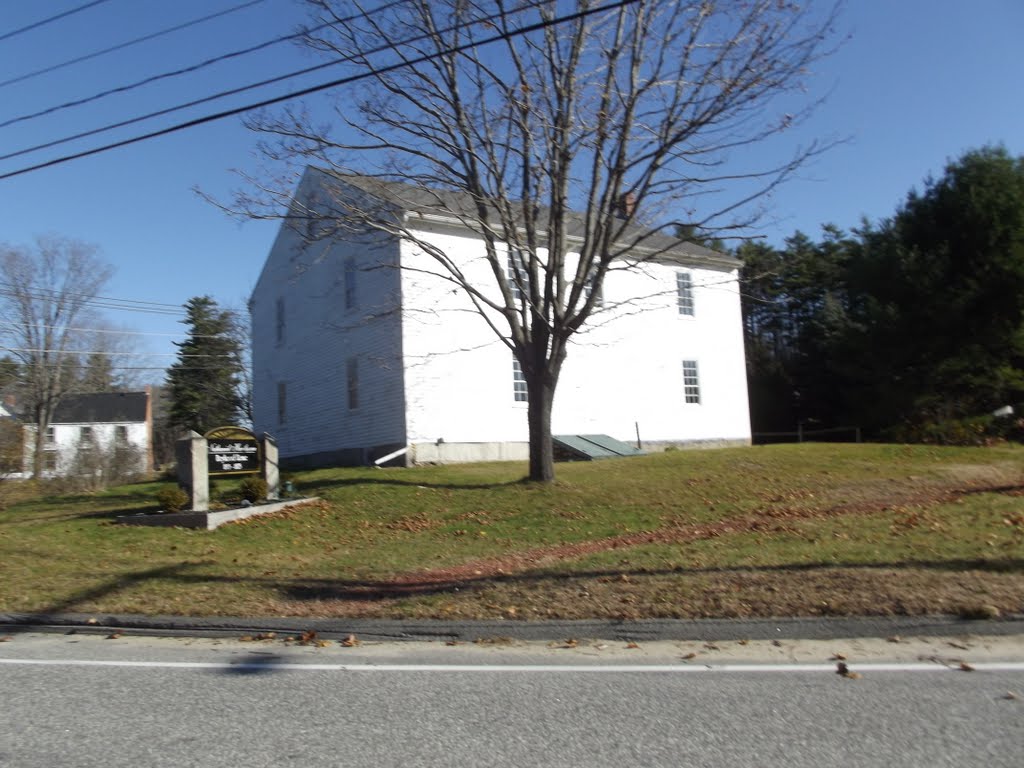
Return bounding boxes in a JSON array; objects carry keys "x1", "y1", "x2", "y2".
[
  {"x1": 238, "y1": 476, "x2": 268, "y2": 503},
  {"x1": 157, "y1": 485, "x2": 189, "y2": 513}
]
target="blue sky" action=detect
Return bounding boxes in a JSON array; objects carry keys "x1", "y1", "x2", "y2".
[{"x1": 1, "y1": 0, "x2": 1022, "y2": 380}]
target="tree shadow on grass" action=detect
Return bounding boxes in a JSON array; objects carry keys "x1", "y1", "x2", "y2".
[
  {"x1": 4, "y1": 556, "x2": 1020, "y2": 637},
  {"x1": 269, "y1": 557, "x2": 1024, "y2": 603}
]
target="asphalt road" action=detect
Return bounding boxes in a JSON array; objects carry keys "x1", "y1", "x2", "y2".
[{"x1": 1, "y1": 633, "x2": 1022, "y2": 767}]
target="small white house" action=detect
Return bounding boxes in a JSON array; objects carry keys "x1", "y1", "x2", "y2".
[
  {"x1": 16, "y1": 390, "x2": 154, "y2": 479},
  {"x1": 251, "y1": 168, "x2": 751, "y2": 467}
]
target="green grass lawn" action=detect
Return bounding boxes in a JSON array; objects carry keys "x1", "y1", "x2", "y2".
[{"x1": 1, "y1": 443, "x2": 1022, "y2": 621}]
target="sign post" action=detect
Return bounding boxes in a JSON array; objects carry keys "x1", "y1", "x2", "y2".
[{"x1": 174, "y1": 427, "x2": 280, "y2": 512}]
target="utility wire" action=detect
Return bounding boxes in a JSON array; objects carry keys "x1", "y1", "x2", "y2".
[
  {"x1": 0, "y1": 0, "x2": 114, "y2": 44},
  {"x1": 0, "y1": 321, "x2": 226, "y2": 340},
  {"x1": 0, "y1": 0, "x2": 636, "y2": 181},
  {"x1": 0, "y1": 287, "x2": 186, "y2": 317},
  {"x1": 0, "y1": 0, "x2": 501, "y2": 164},
  {"x1": 0, "y1": 0, "x2": 411, "y2": 128},
  {"x1": 1, "y1": 346, "x2": 234, "y2": 358},
  {"x1": 0, "y1": 0, "x2": 266, "y2": 90},
  {"x1": 0, "y1": 281, "x2": 183, "y2": 309}
]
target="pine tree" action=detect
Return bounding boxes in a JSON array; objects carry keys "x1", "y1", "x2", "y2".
[{"x1": 166, "y1": 296, "x2": 244, "y2": 435}]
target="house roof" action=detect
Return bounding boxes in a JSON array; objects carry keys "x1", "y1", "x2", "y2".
[
  {"x1": 51, "y1": 392, "x2": 149, "y2": 424},
  {"x1": 312, "y1": 169, "x2": 740, "y2": 270}
]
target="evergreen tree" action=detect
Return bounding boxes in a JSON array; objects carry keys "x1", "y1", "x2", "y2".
[{"x1": 166, "y1": 296, "x2": 244, "y2": 435}]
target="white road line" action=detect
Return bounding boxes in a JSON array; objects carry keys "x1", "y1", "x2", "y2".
[{"x1": 2, "y1": 658, "x2": 1024, "y2": 673}]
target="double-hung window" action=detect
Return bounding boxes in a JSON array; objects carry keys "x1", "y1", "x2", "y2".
[
  {"x1": 344, "y1": 258, "x2": 358, "y2": 310},
  {"x1": 507, "y1": 249, "x2": 527, "y2": 303},
  {"x1": 512, "y1": 355, "x2": 528, "y2": 402},
  {"x1": 677, "y1": 271, "x2": 694, "y2": 316},
  {"x1": 347, "y1": 358, "x2": 360, "y2": 410},
  {"x1": 682, "y1": 360, "x2": 701, "y2": 404}
]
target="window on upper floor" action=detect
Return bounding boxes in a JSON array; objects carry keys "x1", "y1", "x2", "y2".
[
  {"x1": 80, "y1": 426, "x2": 94, "y2": 443},
  {"x1": 345, "y1": 258, "x2": 358, "y2": 310},
  {"x1": 677, "y1": 270, "x2": 694, "y2": 316},
  {"x1": 347, "y1": 358, "x2": 359, "y2": 410},
  {"x1": 115, "y1": 425, "x2": 128, "y2": 443},
  {"x1": 276, "y1": 297, "x2": 285, "y2": 346},
  {"x1": 512, "y1": 355, "x2": 528, "y2": 402},
  {"x1": 507, "y1": 249, "x2": 527, "y2": 304},
  {"x1": 44, "y1": 426, "x2": 55, "y2": 445},
  {"x1": 584, "y1": 265, "x2": 603, "y2": 308},
  {"x1": 682, "y1": 360, "x2": 701, "y2": 404}
]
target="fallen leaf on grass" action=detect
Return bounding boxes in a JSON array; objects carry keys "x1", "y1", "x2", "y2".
[
  {"x1": 959, "y1": 662, "x2": 975, "y2": 672},
  {"x1": 341, "y1": 634, "x2": 360, "y2": 648},
  {"x1": 1002, "y1": 691, "x2": 1019, "y2": 701},
  {"x1": 445, "y1": 640, "x2": 461, "y2": 647},
  {"x1": 625, "y1": 642, "x2": 640, "y2": 650},
  {"x1": 887, "y1": 636, "x2": 902, "y2": 644},
  {"x1": 86, "y1": 618, "x2": 99, "y2": 625},
  {"x1": 948, "y1": 641, "x2": 970, "y2": 651},
  {"x1": 704, "y1": 643, "x2": 720, "y2": 651},
  {"x1": 106, "y1": 632, "x2": 123, "y2": 640},
  {"x1": 830, "y1": 653, "x2": 847, "y2": 661},
  {"x1": 680, "y1": 652, "x2": 698, "y2": 661}
]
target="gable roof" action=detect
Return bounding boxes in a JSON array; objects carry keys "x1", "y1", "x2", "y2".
[
  {"x1": 51, "y1": 392, "x2": 148, "y2": 424},
  {"x1": 311, "y1": 169, "x2": 740, "y2": 270}
]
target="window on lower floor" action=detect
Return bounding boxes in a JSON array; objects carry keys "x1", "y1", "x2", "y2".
[
  {"x1": 512, "y1": 355, "x2": 528, "y2": 402},
  {"x1": 347, "y1": 358, "x2": 359, "y2": 410},
  {"x1": 44, "y1": 452, "x2": 57, "y2": 472},
  {"x1": 682, "y1": 360, "x2": 701, "y2": 404}
]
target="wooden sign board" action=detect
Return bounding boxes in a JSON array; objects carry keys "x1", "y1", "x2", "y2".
[{"x1": 205, "y1": 426, "x2": 260, "y2": 476}]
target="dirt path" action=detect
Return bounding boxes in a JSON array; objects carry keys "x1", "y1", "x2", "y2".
[{"x1": 384, "y1": 479, "x2": 1023, "y2": 589}]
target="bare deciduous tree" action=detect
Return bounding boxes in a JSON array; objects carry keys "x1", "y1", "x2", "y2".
[
  {"x1": 0, "y1": 237, "x2": 114, "y2": 478},
  {"x1": 236, "y1": 0, "x2": 841, "y2": 481}
]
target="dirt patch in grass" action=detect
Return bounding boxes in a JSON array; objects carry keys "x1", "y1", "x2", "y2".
[
  {"x1": 269, "y1": 478, "x2": 1024, "y2": 620},
  {"x1": 4, "y1": 444, "x2": 1023, "y2": 620}
]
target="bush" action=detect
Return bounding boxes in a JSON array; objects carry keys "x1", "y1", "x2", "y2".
[
  {"x1": 238, "y1": 476, "x2": 268, "y2": 503},
  {"x1": 887, "y1": 413, "x2": 1024, "y2": 447},
  {"x1": 157, "y1": 485, "x2": 189, "y2": 513}
]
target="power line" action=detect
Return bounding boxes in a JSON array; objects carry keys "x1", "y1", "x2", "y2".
[
  {"x1": 0, "y1": 286, "x2": 186, "y2": 317},
  {"x1": 0, "y1": 0, "x2": 266, "y2": 90},
  {"x1": 0, "y1": 321, "x2": 226, "y2": 340},
  {"x1": 1, "y1": 347, "x2": 234, "y2": 358},
  {"x1": 0, "y1": 0, "x2": 114, "y2": 44},
  {"x1": 0, "y1": 0, "x2": 636, "y2": 181},
  {"x1": 0, "y1": 0, "x2": 411, "y2": 129}
]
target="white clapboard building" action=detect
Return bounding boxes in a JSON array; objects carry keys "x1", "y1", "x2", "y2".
[{"x1": 251, "y1": 168, "x2": 751, "y2": 467}]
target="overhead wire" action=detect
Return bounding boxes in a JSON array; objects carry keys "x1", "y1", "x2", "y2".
[
  {"x1": 0, "y1": 0, "x2": 412, "y2": 128},
  {"x1": 1, "y1": 0, "x2": 497, "y2": 165},
  {"x1": 0, "y1": 0, "x2": 638, "y2": 180},
  {"x1": 0, "y1": 0, "x2": 114, "y2": 44},
  {"x1": 0, "y1": 0, "x2": 267, "y2": 90}
]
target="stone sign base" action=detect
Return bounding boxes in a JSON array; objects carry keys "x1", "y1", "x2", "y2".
[{"x1": 117, "y1": 497, "x2": 318, "y2": 531}]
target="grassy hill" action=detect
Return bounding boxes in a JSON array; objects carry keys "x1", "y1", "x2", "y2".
[{"x1": 2, "y1": 443, "x2": 1022, "y2": 620}]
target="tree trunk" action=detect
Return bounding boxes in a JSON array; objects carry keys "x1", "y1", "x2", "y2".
[
  {"x1": 526, "y1": 376, "x2": 556, "y2": 483},
  {"x1": 32, "y1": 413, "x2": 45, "y2": 479}
]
